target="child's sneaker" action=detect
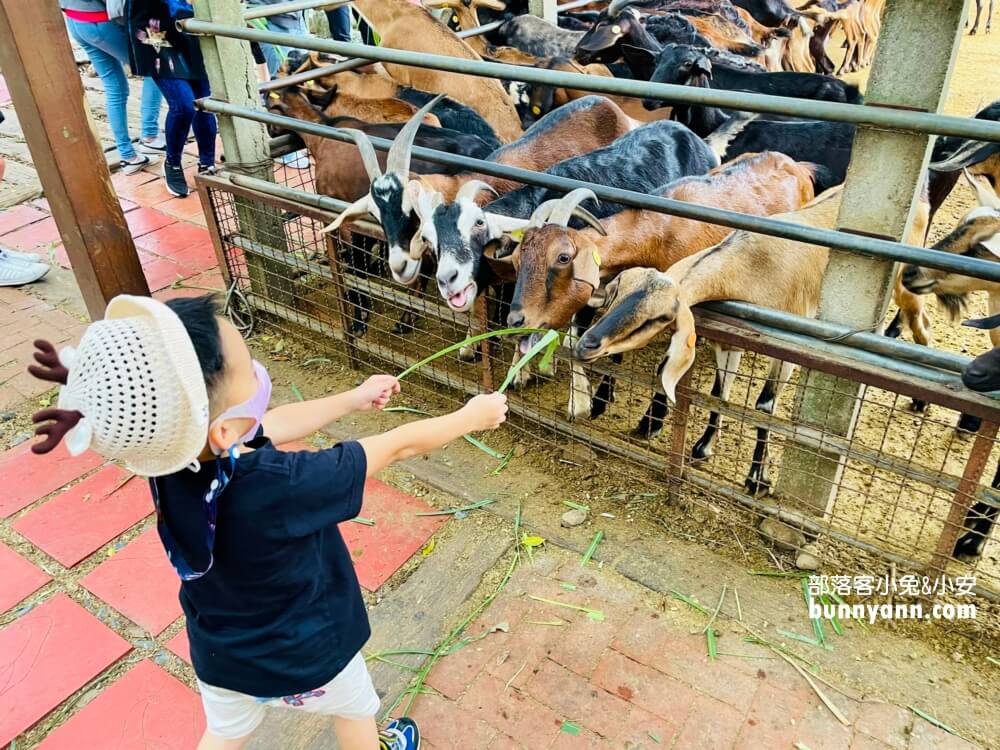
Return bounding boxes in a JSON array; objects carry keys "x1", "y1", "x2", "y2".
[
  {"x1": 198, "y1": 164, "x2": 218, "y2": 177},
  {"x1": 137, "y1": 135, "x2": 167, "y2": 155},
  {"x1": 121, "y1": 154, "x2": 155, "y2": 176},
  {"x1": 379, "y1": 717, "x2": 420, "y2": 749}
]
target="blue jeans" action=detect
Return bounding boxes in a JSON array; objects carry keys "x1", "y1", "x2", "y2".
[
  {"x1": 325, "y1": 6, "x2": 352, "y2": 42},
  {"x1": 65, "y1": 17, "x2": 162, "y2": 161},
  {"x1": 153, "y1": 77, "x2": 217, "y2": 167}
]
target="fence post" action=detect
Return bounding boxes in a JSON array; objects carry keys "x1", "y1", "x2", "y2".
[
  {"x1": 191, "y1": 0, "x2": 295, "y2": 307},
  {"x1": 0, "y1": 0, "x2": 149, "y2": 319},
  {"x1": 529, "y1": 0, "x2": 557, "y2": 23},
  {"x1": 775, "y1": 0, "x2": 969, "y2": 515}
]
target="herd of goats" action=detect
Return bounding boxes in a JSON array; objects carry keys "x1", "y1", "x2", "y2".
[{"x1": 258, "y1": 0, "x2": 1000, "y2": 558}]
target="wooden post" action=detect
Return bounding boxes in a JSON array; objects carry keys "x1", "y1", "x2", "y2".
[
  {"x1": 0, "y1": 0, "x2": 149, "y2": 319},
  {"x1": 529, "y1": 0, "x2": 557, "y2": 23},
  {"x1": 776, "y1": 0, "x2": 969, "y2": 513},
  {"x1": 192, "y1": 0, "x2": 296, "y2": 307}
]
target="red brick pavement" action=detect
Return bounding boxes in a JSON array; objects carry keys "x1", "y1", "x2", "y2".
[{"x1": 409, "y1": 557, "x2": 983, "y2": 750}]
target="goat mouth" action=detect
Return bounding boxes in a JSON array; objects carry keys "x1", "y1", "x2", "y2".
[
  {"x1": 394, "y1": 264, "x2": 421, "y2": 286},
  {"x1": 446, "y1": 283, "x2": 477, "y2": 311},
  {"x1": 518, "y1": 332, "x2": 543, "y2": 354},
  {"x1": 574, "y1": 341, "x2": 606, "y2": 362},
  {"x1": 904, "y1": 280, "x2": 936, "y2": 295}
]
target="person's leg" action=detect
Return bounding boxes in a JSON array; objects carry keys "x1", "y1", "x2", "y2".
[
  {"x1": 188, "y1": 79, "x2": 218, "y2": 168},
  {"x1": 326, "y1": 6, "x2": 352, "y2": 42},
  {"x1": 332, "y1": 717, "x2": 379, "y2": 750},
  {"x1": 154, "y1": 77, "x2": 196, "y2": 196},
  {"x1": 139, "y1": 78, "x2": 164, "y2": 142},
  {"x1": 65, "y1": 19, "x2": 137, "y2": 161}
]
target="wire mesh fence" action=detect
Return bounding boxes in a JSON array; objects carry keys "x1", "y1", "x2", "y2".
[{"x1": 203, "y1": 174, "x2": 999, "y2": 641}]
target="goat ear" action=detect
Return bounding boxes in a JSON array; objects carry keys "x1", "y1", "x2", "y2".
[
  {"x1": 621, "y1": 44, "x2": 657, "y2": 80},
  {"x1": 660, "y1": 301, "x2": 697, "y2": 404},
  {"x1": 982, "y1": 232, "x2": 1000, "y2": 259},
  {"x1": 964, "y1": 168, "x2": 1000, "y2": 210},
  {"x1": 693, "y1": 53, "x2": 713, "y2": 78},
  {"x1": 321, "y1": 195, "x2": 374, "y2": 234},
  {"x1": 483, "y1": 241, "x2": 518, "y2": 282}
]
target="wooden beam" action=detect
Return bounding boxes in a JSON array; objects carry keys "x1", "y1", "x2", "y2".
[{"x1": 0, "y1": 0, "x2": 149, "y2": 319}]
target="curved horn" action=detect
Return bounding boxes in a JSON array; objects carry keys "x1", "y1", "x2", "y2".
[
  {"x1": 607, "y1": 0, "x2": 637, "y2": 18},
  {"x1": 455, "y1": 179, "x2": 498, "y2": 204},
  {"x1": 343, "y1": 128, "x2": 382, "y2": 182},
  {"x1": 386, "y1": 94, "x2": 446, "y2": 178},
  {"x1": 547, "y1": 188, "x2": 599, "y2": 228},
  {"x1": 528, "y1": 198, "x2": 560, "y2": 228}
]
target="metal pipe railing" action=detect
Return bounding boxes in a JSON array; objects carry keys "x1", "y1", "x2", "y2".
[
  {"x1": 198, "y1": 98, "x2": 1000, "y2": 284},
  {"x1": 255, "y1": 0, "x2": 596, "y2": 93},
  {"x1": 244, "y1": 0, "x2": 351, "y2": 20},
  {"x1": 181, "y1": 19, "x2": 1000, "y2": 143},
  {"x1": 223, "y1": 171, "x2": 984, "y2": 380}
]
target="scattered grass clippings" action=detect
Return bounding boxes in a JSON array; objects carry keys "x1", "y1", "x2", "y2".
[
  {"x1": 670, "y1": 590, "x2": 712, "y2": 616},
  {"x1": 908, "y1": 706, "x2": 962, "y2": 737},
  {"x1": 560, "y1": 582, "x2": 577, "y2": 591},
  {"x1": 415, "y1": 499, "x2": 495, "y2": 517},
  {"x1": 526, "y1": 619, "x2": 565, "y2": 626},
  {"x1": 528, "y1": 595, "x2": 605, "y2": 622},
  {"x1": 349, "y1": 517, "x2": 376, "y2": 526},
  {"x1": 562, "y1": 500, "x2": 590, "y2": 512},
  {"x1": 421, "y1": 540, "x2": 435, "y2": 556},
  {"x1": 580, "y1": 530, "x2": 603, "y2": 567},
  {"x1": 560, "y1": 721, "x2": 581, "y2": 736},
  {"x1": 706, "y1": 628, "x2": 718, "y2": 660},
  {"x1": 489, "y1": 448, "x2": 515, "y2": 476},
  {"x1": 290, "y1": 383, "x2": 305, "y2": 402},
  {"x1": 647, "y1": 731, "x2": 662, "y2": 744},
  {"x1": 987, "y1": 656, "x2": 1000, "y2": 667}
]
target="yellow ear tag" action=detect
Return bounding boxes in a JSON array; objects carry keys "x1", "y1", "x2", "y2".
[
  {"x1": 592, "y1": 250, "x2": 601, "y2": 268},
  {"x1": 687, "y1": 333, "x2": 697, "y2": 349},
  {"x1": 268, "y1": 92, "x2": 280, "y2": 101},
  {"x1": 509, "y1": 228, "x2": 525, "y2": 244},
  {"x1": 531, "y1": 105, "x2": 542, "y2": 115}
]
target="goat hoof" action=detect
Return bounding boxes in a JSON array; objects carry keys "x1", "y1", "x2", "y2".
[
  {"x1": 566, "y1": 397, "x2": 591, "y2": 422},
  {"x1": 908, "y1": 399, "x2": 927, "y2": 413},
  {"x1": 691, "y1": 441, "x2": 713, "y2": 462},
  {"x1": 589, "y1": 397, "x2": 610, "y2": 420},
  {"x1": 632, "y1": 419, "x2": 662, "y2": 439},
  {"x1": 392, "y1": 318, "x2": 418, "y2": 335},
  {"x1": 350, "y1": 321, "x2": 368, "y2": 337},
  {"x1": 957, "y1": 413, "x2": 982, "y2": 434},
  {"x1": 745, "y1": 471, "x2": 772, "y2": 496},
  {"x1": 457, "y1": 346, "x2": 479, "y2": 363},
  {"x1": 953, "y1": 533, "x2": 984, "y2": 558}
]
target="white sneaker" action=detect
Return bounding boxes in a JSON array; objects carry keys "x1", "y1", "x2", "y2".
[
  {"x1": 0, "y1": 247, "x2": 42, "y2": 263},
  {"x1": 0, "y1": 254, "x2": 49, "y2": 286},
  {"x1": 121, "y1": 154, "x2": 156, "y2": 175},
  {"x1": 137, "y1": 136, "x2": 167, "y2": 155},
  {"x1": 278, "y1": 149, "x2": 311, "y2": 169}
]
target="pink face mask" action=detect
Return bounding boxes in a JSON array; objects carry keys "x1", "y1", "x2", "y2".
[{"x1": 211, "y1": 360, "x2": 272, "y2": 452}]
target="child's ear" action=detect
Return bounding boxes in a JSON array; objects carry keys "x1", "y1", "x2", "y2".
[
  {"x1": 208, "y1": 420, "x2": 237, "y2": 455},
  {"x1": 661, "y1": 301, "x2": 697, "y2": 404}
]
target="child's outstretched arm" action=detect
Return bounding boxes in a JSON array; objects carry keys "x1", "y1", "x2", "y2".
[
  {"x1": 263, "y1": 375, "x2": 400, "y2": 446},
  {"x1": 359, "y1": 393, "x2": 508, "y2": 477}
]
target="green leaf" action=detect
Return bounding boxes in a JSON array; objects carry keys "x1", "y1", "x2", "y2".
[
  {"x1": 290, "y1": 383, "x2": 305, "y2": 402},
  {"x1": 580, "y1": 530, "x2": 603, "y2": 567},
  {"x1": 499, "y1": 330, "x2": 561, "y2": 393},
  {"x1": 561, "y1": 721, "x2": 581, "y2": 736},
  {"x1": 908, "y1": 706, "x2": 961, "y2": 737},
  {"x1": 586, "y1": 610, "x2": 605, "y2": 622},
  {"x1": 562, "y1": 500, "x2": 590, "y2": 512},
  {"x1": 521, "y1": 535, "x2": 546, "y2": 548},
  {"x1": 537, "y1": 331, "x2": 560, "y2": 376},
  {"x1": 706, "y1": 628, "x2": 717, "y2": 659},
  {"x1": 560, "y1": 582, "x2": 577, "y2": 591}
]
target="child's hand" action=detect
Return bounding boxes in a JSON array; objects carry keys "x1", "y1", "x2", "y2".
[
  {"x1": 352, "y1": 375, "x2": 400, "y2": 411},
  {"x1": 460, "y1": 392, "x2": 508, "y2": 432}
]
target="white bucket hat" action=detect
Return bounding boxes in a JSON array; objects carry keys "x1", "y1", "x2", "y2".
[{"x1": 40, "y1": 295, "x2": 210, "y2": 477}]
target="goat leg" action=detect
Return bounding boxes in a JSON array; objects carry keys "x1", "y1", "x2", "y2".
[
  {"x1": 953, "y1": 460, "x2": 1000, "y2": 557},
  {"x1": 957, "y1": 413, "x2": 983, "y2": 434},
  {"x1": 692, "y1": 347, "x2": 743, "y2": 462},
  {"x1": 634, "y1": 354, "x2": 670, "y2": 438},
  {"x1": 745, "y1": 360, "x2": 796, "y2": 496},
  {"x1": 589, "y1": 353, "x2": 620, "y2": 419}
]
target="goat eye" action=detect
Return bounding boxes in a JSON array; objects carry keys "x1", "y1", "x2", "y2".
[
  {"x1": 476, "y1": 218, "x2": 485, "y2": 227},
  {"x1": 557, "y1": 253, "x2": 572, "y2": 265}
]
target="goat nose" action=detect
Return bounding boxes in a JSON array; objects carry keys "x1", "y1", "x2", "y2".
[
  {"x1": 508, "y1": 309, "x2": 525, "y2": 328},
  {"x1": 576, "y1": 334, "x2": 600, "y2": 355}
]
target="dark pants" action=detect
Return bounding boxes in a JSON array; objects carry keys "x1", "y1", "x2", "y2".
[
  {"x1": 325, "y1": 6, "x2": 352, "y2": 42},
  {"x1": 153, "y1": 77, "x2": 217, "y2": 167}
]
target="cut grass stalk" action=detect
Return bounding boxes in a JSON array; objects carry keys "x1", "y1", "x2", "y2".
[
  {"x1": 528, "y1": 595, "x2": 605, "y2": 622},
  {"x1": 987, "y1": 655, "x2": 1000, "y2": 667},
  {"x1": 802, "y1": 578, "x2": 826, "y2": 647},
  {"x1": 706, "y1": 628, "x2": 718, "y2": 660},
  {"x1": 908, "y1": 706, "x2": 962, "y2": 737},
  {"x1": 702, "y1": 583, "x2": 728, "y2": 635},
  {"x1": 290, "y1": 383, "x2": 305, "y2": 402},
  {"x1": 775, "y1": 628, "x2": 832, "y2": 651},
  {"x1": 671, "y1": 590, "x2": 712, "y2": 616},
  {"x1": 349, "y1": 517, "x2": 376, "y2": 526},
  {"x1": 415, "y1": 499, "x2": 495, "y2": 517},
  {"x1": 562, "y1": 500, "x2": 590, "y2": 512},
  {"x1": 498, "y1": 330, "x2": 560, "y2": 393},
  {"x1": 828, "y1": 590, "x2": 869, "y2": 629},
  {"x1": 734, "y1": 588, "x2": 743, "y2": 622},
  {"x1": 396, "y1": 327, "x2": 548, "y2": 381},
  {"x1": 821, "y1": 595, "x2": 844, "y2": 635},
  {"x1": 580, "y1": 530, "x2": 604, "y2": 567}
]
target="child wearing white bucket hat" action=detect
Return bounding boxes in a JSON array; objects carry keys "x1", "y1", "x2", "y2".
[{"x1": 29, "y1": 293, "x2": 508, "y2": 750}]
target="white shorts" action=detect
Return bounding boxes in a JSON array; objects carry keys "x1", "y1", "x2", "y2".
[{"x1": 198, "y1": 652, "x2": 380, "y2": 740}]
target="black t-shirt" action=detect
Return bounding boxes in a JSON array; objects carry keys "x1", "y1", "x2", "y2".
[{"x1": 150, "y1": 434, "x2": 370, "y2": 697}]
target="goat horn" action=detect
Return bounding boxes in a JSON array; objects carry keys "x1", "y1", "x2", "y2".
[
  {"x1": 386, "y1": 94, "x2": 445, "y2": 179},
  {"x1": 343, "y1": 128, "x2": 383, "y2": 182},
  {"x1": 607, "y1": 0, "x2": 637, "y2": 18},
  {"x1": 547, "y1": 188, "x2": 600, "y2": 228},
  {"x1": 529, "y1": 198, "x2": 560, "y2": 228},
  {"x1": 456, "y1": 179, "x2": 498, "y2": 204},
  {"x1": 321, "y1": 194, "x2": 374, "y2": 233}
]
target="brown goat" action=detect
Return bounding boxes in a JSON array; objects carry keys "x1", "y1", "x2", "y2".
[
  {"x1": 352, "y1": 0, "x2": 523, "y2": 142},
  {"x1": 502, "y1": 152, "x2": 816, "y2": 419},
  {"x1": 301, "y1": 82, "x2": 442, "y2": 127},
  {"x1": 426, "y1": 0, "x2": 542, "y2": 65}
]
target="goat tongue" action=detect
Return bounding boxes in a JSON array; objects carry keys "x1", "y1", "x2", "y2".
[{"x1": 518, "y1": 332, "x2": 541, "y2": 355}]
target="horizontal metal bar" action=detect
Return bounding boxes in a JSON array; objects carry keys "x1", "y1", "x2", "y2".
[
  {"x1": 256, "y1": 0, "x2": 595, "y2": 93},
  {"x1": 199, "y1": 99, "x2": 1000, "y2": 284},
  {"x1": 702, "y1": 301, "x2": 968, "y2": 374},
  {"x1": 245, "y1": 0, "x2": 350, "y2": 21},
  {"x1": 181, "y1": 19, "x2": 1000, "y2": 143}
]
